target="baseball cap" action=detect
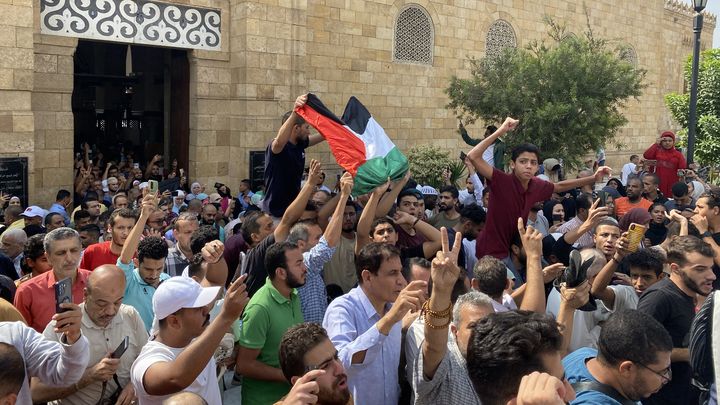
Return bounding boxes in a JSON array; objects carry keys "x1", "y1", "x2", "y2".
[
  {"x1": 20, "y1": 206, "x2": 45, "y2": 219},
  {"x1": 152, "y1": 277, "x2": 220, "y2": 320}
]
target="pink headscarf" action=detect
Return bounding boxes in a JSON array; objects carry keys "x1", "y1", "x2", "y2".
[{"x1": 618, "y1": 208, "x2": 652, "y2": 232}]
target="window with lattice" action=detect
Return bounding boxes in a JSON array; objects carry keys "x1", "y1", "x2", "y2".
[
  {"x1": 393, "y1": 5, "x2": 434, "y2": 65},
  {"x1": 485, "y1": 20, "x2": 517, "y2": 59},
  {"x1": 619, "y1": 46, "x2": 638, "y2": 67}
]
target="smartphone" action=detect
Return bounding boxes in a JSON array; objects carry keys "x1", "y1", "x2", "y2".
[
  {"x1": 54, "y1": 277, "x2": 73, "y2": 313},
  {"x1": 459, "y1": 151, "x2": 468, "y2": 161},
  {"x1": 627, "y1": 223, "x2": 647, "y2": 252},
  {"x1": 149, "y1": 180, "x2": 159, "y2": 194},
  {"x1": 111, "y1": 336, "x2": 130, "y2": 359}
]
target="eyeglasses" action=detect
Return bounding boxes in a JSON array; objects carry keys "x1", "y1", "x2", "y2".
[{"x1": 636, "y1": 362, "x2": 672, "y2": 385}]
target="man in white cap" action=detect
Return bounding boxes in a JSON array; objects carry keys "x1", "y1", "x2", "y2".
[
  {"x1": 130, "y1": 275, "x2": 249, "y2": 404},
  {"x1": 20, "y1": 206, "x2": 46, "y2": 228}
]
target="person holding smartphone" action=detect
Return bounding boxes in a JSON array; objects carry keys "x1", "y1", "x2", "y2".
[{"x1": 31, "y1": 265, "x2": 148, "y2": 405}]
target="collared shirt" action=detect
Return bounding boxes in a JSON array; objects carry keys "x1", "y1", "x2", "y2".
[
  {"x1": 43, "y1": 303, "x2": 148, "y2": 405},
  {"x1": 12, "y1": 253, "x2": 23, "y2": 277},
  {"x1": 323, "y1": 234, "x2": 357, "y2": 293},
  {"x1": 14, "y1": 269, "x2": 91, "y2": 332},
  {"x1": 164, "y1": 246, "x2": 190, "y2": 277},
  {"x1": 0, "y1": 321, "x2": 89, "y2": 405},
  {"x1": 323, "y1": 286, "x2": 401, "y2": 405},
  {"x1": 238, "y1": 277, "x2": 304, "y2": 405},
  {"x1": 116, "y1": 259, "x2": 171, "y2": 331},
  {"x1": 556, "y1": 216, "x2": 594, "y2": 249},
  {"x1": 49, "y1": 202, "x2": 71, "y2": 226},
  {"x1": 298, "y1": 236, "x2": 336, "y2": 323}
]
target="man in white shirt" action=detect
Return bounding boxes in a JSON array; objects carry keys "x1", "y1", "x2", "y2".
[
  {"x1": 32, "y1": 265, "x2": 148, "y2": 405},
  {"x1": 130, "y1": 275, "x2": 249, "y2": 404},
  {"x1": 621, "y1": 154, "x2": 640, "y2": 184},
  {"x1": 0, "y1": 302, "x2": 89, "y2": 405}
]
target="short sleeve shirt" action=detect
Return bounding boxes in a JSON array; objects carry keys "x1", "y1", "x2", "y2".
[
  {"x1": 262, "y1": 138, "x2": 309, "y2": 217},
  {"x1": 79, "y1": 241, "x2": 119, "y2": 271},
  {"x1": 476, "y1": 168, "x2": 554, "y2": 259},
  {"x1": 116, "y1": 259, "x2": 171, "y2": 331},
  {"x1": 238, "y1": 277, "x2": 303, "y2": 405},
  {"x1": 563, "y1": 347, "x2": 636, "y2": 404}
]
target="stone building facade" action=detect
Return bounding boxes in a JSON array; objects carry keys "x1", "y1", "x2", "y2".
[{"x1": 0, "y1": 0, "x2": 715, "y2": 205}]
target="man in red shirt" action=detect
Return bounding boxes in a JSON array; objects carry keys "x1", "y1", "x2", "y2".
[
  {"x1": 14, "y1": 227, "x2": 91, "y2": 332},
  {"x1": 643, "y1": 131, "x2": 687, "y2": 197},
  {"x1": 466, "y1": 117, "x2": 611, "y2": 260},
  {"x1": 79, "y1": 208, "x2": 137, "y2": 271}
]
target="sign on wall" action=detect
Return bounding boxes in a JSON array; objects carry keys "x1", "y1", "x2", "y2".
[
  {"x1": 249, "y1": 151, "x2": 265, "y2": 193},
  {"x1": 0, "y1": 157, "x2": 28, "y2": 208},
  {"x1": 40, "y1": 0, "x2": 221, "y2": 51}
]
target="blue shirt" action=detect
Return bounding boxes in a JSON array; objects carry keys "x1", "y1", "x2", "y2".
[
  {"x1": 116, "y1": 258, "x2": 171, "y2": 331},
  {"x1": 297, "y1": 237, "x2": 336, "y2": 323},
  {"x1": 323, "y1": 286, "x2": 401, "y2": 405},
  {"x1": 49, "y1": 202, "x2": 71, "y2": 226},
  {"x1": 563, "y1": 347, "x2": 639, "y2": 405}
]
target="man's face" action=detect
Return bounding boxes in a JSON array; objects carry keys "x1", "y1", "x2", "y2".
[
  {"x1": 695, "y1": 197, "x2": 719, "y2": 221},
  {"x1": 92, "y1": 181, "x2": 103, "y2": 193},
  {"x1": 47, "y1": 237, "x2": 82, "y2": 274},
  {"x1": 372, "y1": 223, "x2": 398, "y2": 245},
  {"x1": 114, "y1": 196, "x2": 129, "y2": 210},
  {"x1": 300, "y1": 209, "x2": 318, "y2": 221},
  {"x1": 642, "y1": 177, "x2": 657, "y2": 195},
  {"x1": 674, "y1": 193, "x2": 692, "y2": 207},
  {"x1": 452, "y1": 304, "x2": 493, "y2": 357},
  {"x1": 438, "y1": 192, "x2": 457, "y2": 212},
  {"x1": 462, "y1": 220, "x2": 484, "y2": 241},
  {"x1": 301, "y1": 225, "x2": 323, "y2": 252},
  {"x1": 47, "y1": 215, "x2": 66, "y2": 231},
  {"x1": 108, "y1": 168, "x2": 118, "y2": 178},
  {"x1": 626, "y1": 179, "x2": 643, "y2": 199},
  {"x1": 408, "y1": 264, "x2": 430, "y2": 295},
  {"x1": 78, "y1": 231, "x2": 99, "y2": 248},
  {"x1": 86, "y1": 201, "x2": 102, "y2": 218},
  {"x1": 252, "y1": 215, "x2": 275, "y2": 243},
  {"x1": 0, "y1": 235, "x2": 23, "y2": 259},
  {"x1": 672, "y1": 252, "x2": 716, "y2": 296},
  {"x1": 111, "y1": 217, "x2": 136, "y2": 247},
  {"x1": 282, "y1": 248, "x2": 307, "y2": 289},
  {"x1": 75, "y1": 217, "x2": 91, "y2": 229},
  {"x1": 510, "y1": 152, "x2": 539, "y2": 181},
  {"x1": 107, "y1": 178, "x2": 119, "y2": 192},
  {"x1": 147, "y1": 210, "x2": 167, "y2": 231},
  {"x1": 365, "y1": 256, "x2": 406, "y2": 302},
  {"x1": 202, "y1": 205, "x2": 217, "y2": 224},
  {"x1": 26, "y1": 254, "x2": 51, "y2": 275},
  {"x1": 660, "y1": 136, "x2": 674, "y2": 150},
  {"x1": 312, "y1": 191, "x2": 329, "y2": 209},
  {"x1": 151, "y1": 165, "x2": 160, "y2": 176},
  {"x1": 341, "y1": 206, "x2": 357, "y2": 233},
  {"x1": 621, "y1": 351, "x2": 672, "y2": 401},
  {"x1": 295, "y1": 123, "x2": 311, "y2": 141},
  {"x1": 175, "y1": 306, "x2": 212, "y2": 339},
  {"x1": 594, "y1": 224, "x2": 621, "y2": 258},
  {"x1": 174, "y1": 219, "x2": 199, "y2": 252},
  {"x1": 302, "y1": 338, "x2": 350, "y2": 405},
  {"x1": 138, "y1": 257, "x2": 165, "y2": 287},
  {"x1": 238, "y1": 182, "x2": 249, "y2": 193},
  {"x1": 650, "y1": 205, "x2": 667, "y2": 224},
  {"x1": 398, "y1": 196, "x2": 418, "y2": 216},
  {"x1": 416, "y1": 199, "x2": 426, "y2": 220},
  {"x1": 84, "y1": 278, "x2": 124, "y2": 328},
  {"x1": 466, "y1": 178, "x2": 474, "y2": 194},
  {"x1": 24, "y1": 216, "x2": 42, "y2": 227},
  {"x1": 630, "y1": 268, "x2": 662, "y2": 296}
]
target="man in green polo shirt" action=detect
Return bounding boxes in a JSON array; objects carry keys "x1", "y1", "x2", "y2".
[{"x1": 236, "y1": 241, "x2": 306, "y2": 405}]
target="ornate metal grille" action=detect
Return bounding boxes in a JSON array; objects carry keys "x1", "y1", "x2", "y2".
[
  {"x1": 485, "y1": 20, "x2": 517, "y2": 59},
  {"x1": 619, "y1": 46, "x2": 639, "y2": 67},
  {"x1": 393, "y1": 5, "x2": 433, "y2": 65}
]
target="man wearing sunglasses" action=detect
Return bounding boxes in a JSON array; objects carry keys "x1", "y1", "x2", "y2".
[{"x1": 563, "y1": 310, "x2": 673, "y2": 404}]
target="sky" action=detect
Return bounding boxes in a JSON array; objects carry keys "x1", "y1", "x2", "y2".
[{"x1": 688, "y1": 0, "x2": 720, "y2": 47}]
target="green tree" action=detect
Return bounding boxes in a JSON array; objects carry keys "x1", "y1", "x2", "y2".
[
  {"x1": 665, "y1": 48, "x2": 720, "y2": 166},
  {"x1": 446, "y1": 19, "x2": 646, "y2": 168},
  {"x1": 407, "y1": 145, "x2": 466, "y2": 188}
]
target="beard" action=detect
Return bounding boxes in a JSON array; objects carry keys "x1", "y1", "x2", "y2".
[
  {"x1": 317, "y1": 376, "x2": 351, "y2": 405},
  {"x1": 680, "y1": 269, "x2": 711, "y2": 297},
  {"x1": 286, "y1": 271, "x2": 306, "y2": 289}
]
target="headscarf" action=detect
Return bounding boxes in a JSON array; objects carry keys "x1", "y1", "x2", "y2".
[
  {"x1": 601, "y1": 186, "x2": 621, "y2": 200},
  {"x1": 618, "y1": 208, "x2": 652, "y2": 232},
  {"x1": 606, "y1": 178, "x2": 627, "y2": 197},
  {"x1": 691, "y1": 180, "x2": 706, "y2": 202}
]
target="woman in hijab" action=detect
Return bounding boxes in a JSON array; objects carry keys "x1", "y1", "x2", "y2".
[
  {"x1": 185, "y1": 182, "x2": 209, "y2": 203},
  {"x1": 689, "y1": 180, "x2": 706, "y2": 203},
  {"x1": 543, "y1": 200, "x2": 565, "y2": 233},
  {"x1": 605, "y1": 178, "x2": 627, "y2": 197},
  {"x1": 618, "y1": 207, "x2": 652, "y2": 232}
]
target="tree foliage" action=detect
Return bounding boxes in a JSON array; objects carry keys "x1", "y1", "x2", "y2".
[
  {"x1": 665, "y1": 48, "x2": 720, "y2": 166},
  {"x1": 446, "y1": 18, "x2": 646, "y2": 168},
  {"x1": 407, "y1": 145, "x2": 466, "y2": 189}
]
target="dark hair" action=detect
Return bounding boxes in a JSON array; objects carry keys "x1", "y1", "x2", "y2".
[
  {"x1": 369, "y1": 217, "x2": 394, "y2": 237},
  {"x1": 473, "y1": 256, "x2": 508, "y2": 299},
  {"x1": 700, "y1": 187, "x2": 720, "y2": 209},
  {"x1": 78, "y1": 224, "x2": 100, "y2": 236},
  {"x1": 44, "y1": 212, "x2": 63, "y2": 226},
  {"x1": 459, "y1": 203, "x2": 486, "y2": 225},
  {"x1": 576, "y1": 193, "x2": 593, "y2": 212},
  {"x1": 3, "y1": 206, "x2": 22, "y2": 220},
  {"x1": 279, "y1": 322, "x2": 329, "y2": 383},
  {"x1": 304, "y1": 201, "x2": 318, "y2": 212},
  {"x1": 56, "y1": 189, "x2": 71, "y2": 201},
  {"x1": 439, "y1": 185, "x2": 459, "y2": 200},
  {"x1": 85, "y1": 191, "x2": 100, "y2": 202},
  {"x1": 0, "y1": 342, "x2": 25, "y2": 397},
  {"x1": 402, "y1": 257, "x2": 430, "y2": 282},
  {"x1": 21, "y1": 233, "x2": 46, "y2": 274},
  {"x1": 510, "y1": 143, "x2": 541, "y2": 162},
  {"x1": 282, "y1": 110, "x2": 306, "y2": 127},
  {"x1": 241, "y1": 179, "x2": 251, "y2": 185},
  {"x1": 109, "y1": 208, "x2": 137, "y2": 227},
  {"x1": 265, "y1": 241, "x2": 300, "y2": 280},
  {"x1": 397, "y1": 188, "x2": 421, "y2": 205},
  {"x1": 624, "y1": 249, "x2": 665, "y2": 277},
  {"x1": 138, "y1": 236, "x2": 169, "y2": 263},
  {"x1": 643, "y1": 173, "x2": 660, "y2": 187},
  {"x1": 188, "y1": 253, "x2": 205, "y2": 279},
  {"x1": 593, "y1": 218, "x2": 620, "y2": 234},
  {"x1": 73, "y1": 209, "x2": 91, "y2": 223},
  {"x1": 190, "y1": 225, "x2": 219, "y2": 255},
  {"x1": 671, "y1": 182, "x2": 689, "y2": 199},
  {"x1": 241, "y1": 211, "x2": 267, "y2": 242},
  {"x1": 630, "y1": 154, "x2": 639, "y2": 161},
  {"x1": 648, "y1": 202, "x2": 667, "y2": 214},
  {"x1": 667, "y1": 235, "x2": 714, "y2": 267},
  {"x1": 597, "y1": 310, "x2": 672, "y2": 367},
  {"x1": 356, "y1": 242, "x2": 401, "y2": 283},
  {"x1": 467, "y1": 311, "x2": 563, "y2": 405}
]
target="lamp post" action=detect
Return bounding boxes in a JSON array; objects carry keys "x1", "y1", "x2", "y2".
[{"x1": 687, "y1": 0, "x2": 708, "y2": 165}]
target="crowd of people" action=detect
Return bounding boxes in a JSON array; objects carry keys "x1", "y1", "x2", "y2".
[{"x1": 1, "y1": 94, "x2": 719, "y2": 405}]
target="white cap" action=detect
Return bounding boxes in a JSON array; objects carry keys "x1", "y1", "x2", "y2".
[
  {"x1": 20, "y1": 206, "x2": 45, "y2": 219},
  {"x1": 152, "y1": 277, "x2": 220, "y2": 320},
  {"x1": 419, "y1": 185, "x2": 439, "y2": 196}
]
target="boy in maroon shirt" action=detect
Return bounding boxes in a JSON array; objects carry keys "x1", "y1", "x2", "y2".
[{"x1": 466, "y1": 117, "x2": 611, "y2": 262}]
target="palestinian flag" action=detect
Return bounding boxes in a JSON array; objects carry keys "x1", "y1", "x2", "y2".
[{"x1": 295, "y1": 93, "x2": 409, "y2": 196}]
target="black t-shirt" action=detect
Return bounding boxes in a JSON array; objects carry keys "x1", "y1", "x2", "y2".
[
  {"x1": 234, "y1": 234, "x2": 276, "y2": 298},
  {"x1": 637, "y1": 278, "x2": 696, "y2": 404},
  {"x1": 262, "y1": 138, "x2": 309, "y2": 217}
]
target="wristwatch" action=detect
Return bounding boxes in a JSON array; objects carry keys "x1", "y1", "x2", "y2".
[{"x1": 702, "y1": 231, "x2": 713, "y2": 238}]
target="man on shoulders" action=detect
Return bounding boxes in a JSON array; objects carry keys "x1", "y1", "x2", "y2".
[{"x1": 80, "y1": 209, "x2": 137, "y2": 271}]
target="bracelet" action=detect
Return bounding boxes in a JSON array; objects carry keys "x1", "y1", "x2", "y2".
[
  {"x1": 422, "y1": 300, "x2": 452, "y2": 318},
  {"x1": 424, "y1": 313, "x2": 452, "y2": 329},
  {"x1": 610, "y1": 256, "x2": 621, "y2": 264},
  {"x1": 412, "y1": 217, "x2": 420, "y2": 227}
]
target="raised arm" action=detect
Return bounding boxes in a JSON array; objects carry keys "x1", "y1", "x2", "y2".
[
  {"x1": 590, "y1": 233, "x2": 630, "y2": 310},
  {"x1": 557, "y1": 283, "x2": 589, "y2": 355},
  {"x1": 458, "y1": 120, "x2": 481, "y2": 147},
  {"x1": 466, "y1": 117, "x2": 518, "y2": 180},
  {"x1": 119, "y1": 194, "x2": 156, "y2": 265},
  {"x1": 643, "y1": 141, "x2": 660, "y2": 160},
  {"x1": 144, "y1": 155, "x2": 161, "y2": 180},
  {"x1": 376, "y1": 171, "x2": 410, "y2": 218},
  {"x1": 562, "y1": 199, "x2": 609, "y2": 246},
  {"x1": 324, "y1": 173, "x2": 353, "y2": 247},
  {"x1": 422, "y1": 228, "x2": 462, "y2": 379},
  {"x1": 554, "y1": 166, "x2": 611, "y2": 194},
  {"x1": 517, "y1": 219, "x2": 546, "y2": 313},
  {"x1": 275, "y1": 159, "x2": 321, "y2": 242},
  {"x1": 355, "y1": 181, "x2": 391, "y2": 255},
  {"x1": 272, "y1": 94, "x2": 307, "y2": 154}
]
